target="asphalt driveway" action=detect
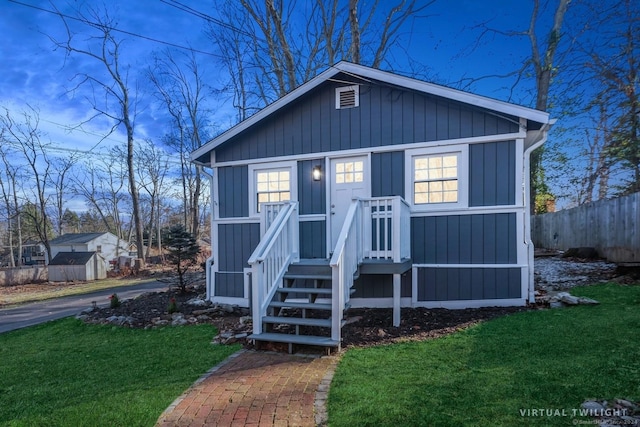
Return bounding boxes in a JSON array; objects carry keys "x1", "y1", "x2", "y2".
[{"x1": 0, "y1": 280, "x2": 169, "y2": 334}]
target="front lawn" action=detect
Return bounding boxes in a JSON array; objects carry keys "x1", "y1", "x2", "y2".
[
  {"x1": 329, "y1": 283, "x2": 640, "y2": 426},
  {"x1": 0, "y1": 319, "x2": 239, "y2": 426}
]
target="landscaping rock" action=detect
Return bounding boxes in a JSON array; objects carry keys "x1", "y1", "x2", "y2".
[
  {"x1": 186, "y1": 298, "x2": 208, "y2": 306},
  {"x1": 558, "y1": 292, "x2": 580, "y2": 305}
]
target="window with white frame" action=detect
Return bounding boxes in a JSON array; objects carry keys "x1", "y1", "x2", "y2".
[
  {"x1": 414, "y1": 154, "x2": 459, "y2": 204},
  {"x1": 335, "y1": 160, "x2": 363, "y2": 183},
  {"x1": 407, "y1": 145, "x2": 468, "y2": 210},
  {"x1": 256, "y1": 169, "x2": 290, "y2": 211},
  {"x1": 249, "y1": 162, "x2": 297, "y2": 215}
]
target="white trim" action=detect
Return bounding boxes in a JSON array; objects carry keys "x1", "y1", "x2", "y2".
[
  {"x1": 324, "y1": 156, "x2": 331, "y2": 258},
  {"x1": 409, "y1": 205, "x2": 524, "y2": 217},
  {"x1": 191, "y1": 61, "x2": 549, "y2": 164},
  {"x1": 299, "y1": 214, "x2": 327, "y2": 222},
  {"x1": 413, "y1": 298, "x2": 527, "y2": 309},
  {"x1": 209, "y1": 133, "x2": 524, "y2": 168},
  {"x1": 350, "y1": 297, "x2": 413, "y2": 308},
  {"x1": 248, "y1": 160, "x2": 298, "y2": 218},
  {"x1": 213, "y1": 217, "x2": 261, "y2": 225},
  {"x1": 405, "y1": 144, "x2": 469, "y2": 212},
  {"x1": 412, "y1": 263, "x2": 527, "y2": 269}
]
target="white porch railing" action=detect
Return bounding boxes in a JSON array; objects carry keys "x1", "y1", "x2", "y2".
[
  {"x1": 248, "y1": 201, "x2": 299, "y2": 335},
  {"x1": 329, "y1": 199, "x2": 363, "y2": 343},
  {"x1": 362, "y1": 197, "x2": 411, "y2": 262}
]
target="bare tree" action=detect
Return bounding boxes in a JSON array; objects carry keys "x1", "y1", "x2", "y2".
[
  {"x1": 49, "y1": 4, "x2": 145, "y2": 265},
  {"x1": 0, "y1": 131, "x2": 23, "y2": 267},
  {"x1": 72, "y1": 150, "x2": 128, "y2": 239},
  {"x1": 149, "y1": 50, "x2": 211, "y2": 238},
  {"x1": 135, "y1": 139, "x2": 170, "y2": 259},
  {"x1": 51, "y1": 153, "x2": 79, "y2": 236},
  {"x1": 582, "y1": 0, "x2": 640, "y2": 195},
  {"x1": 208, "y1": 0, "x2": 433, "y2": 112},
  {"x1": 0, "y1": 106, "x2": 54, "y2": 260}
]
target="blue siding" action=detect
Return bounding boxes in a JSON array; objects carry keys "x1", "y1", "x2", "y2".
[
  {"x1": 299, "y1": 221, "x2": 326, "y2": 258},
  {"x1": 417, "y1": 267, "x2": 521, "y2": 301},
  {"x1": 215, "y1": 272, "x2": 244, "y2": 298},
  {"x1": 371, "y1": 151, "x2": 404, "y2": 197},
  {"x1": 352, "y1": 273, "x2": 412, "y2": 298},
  {"x1": 215, "y1": 223, "x2": 260, "y2": 298},
  {"x1": 218, "y1": 165, "x2": 248, "y2": 218},
  {"x1": 215, "y1": 78, "x2": 520, "y2": 162},
  {"x1": 411, "y1": 213, "x2": 517, "y2": 264},
  {"x1": 217, "y1": 223, "x2": 260, "y2": 272},
  {"x1": 297, "y1": 160, "x2": 326, "y2": 215},
  {"x1": 469, "y1": 141, "x2": 516, "y2": 206}
]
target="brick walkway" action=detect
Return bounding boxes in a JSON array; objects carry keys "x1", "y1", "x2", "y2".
[{"x1": 155, "y1": 350, "x2": 339, "y2": 427}]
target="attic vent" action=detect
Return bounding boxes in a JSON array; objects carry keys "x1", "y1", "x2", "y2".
[{"x1": 336, "y1": 85, "x2": 359, "y2": 109}]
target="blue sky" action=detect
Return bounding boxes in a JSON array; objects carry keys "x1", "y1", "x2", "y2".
[{"x1": 0, "y1": 0, "x2": 547, "y2": 151}]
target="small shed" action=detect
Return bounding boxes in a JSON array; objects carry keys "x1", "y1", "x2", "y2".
[{"x1": 48, "y1": 251, "x2": 106, "y2": 282}]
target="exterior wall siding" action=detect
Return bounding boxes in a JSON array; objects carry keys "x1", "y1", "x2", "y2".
[
  {"x1": 416, "y1": 267, "x2": 521, "y2": 301},
  {"x1": 218, "y1": 165, "x2": 249, "y2": 218},
  {"x1": 469, "y1": 141, "x2": 516, "y2": 206},
  {"x1": 411, "y1": 213, "x2": 517, "y2": 265},
  {"x1": 215, "y1": 78, "x2": 520, "y2": 163},
  {"x1": 299, "y1": 221, "x2": 326, "y2": 258},
  {"x1": 215, "y1": 223, "x2": 260, "y2": 298},
  {"x1": 297, "y1": 160, "x2": 326, "y2": 215},
  {"x1": 371, "y1": 151, "x2": 404, "y2": 197},
  {"x1": 351, "y1": 273, "x2": 412, "y2": 298}
]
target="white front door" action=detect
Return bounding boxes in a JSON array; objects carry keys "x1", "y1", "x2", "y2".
[{"x1": 330, "y1": 156, "x2": 370, "y2": 250}]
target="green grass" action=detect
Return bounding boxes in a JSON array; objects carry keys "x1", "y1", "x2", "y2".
[
  {"x1": 329, "y1": 283, "x2": 640, "y2": 426},
  {"x1": 0, "y1": 319, "x2": 239, "y2": 426}
]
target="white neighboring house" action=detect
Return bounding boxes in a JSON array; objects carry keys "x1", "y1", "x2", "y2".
[{"x1": 48, "y1": 232, "x2": 130, "y2": 282}]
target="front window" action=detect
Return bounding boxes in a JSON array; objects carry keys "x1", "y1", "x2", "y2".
[
  {"x1": 413, "y1": 154, "x2": 459, "y2": 204},
  {"x1": 255, "y1": 169, "x2": 291, "y2": 213}
]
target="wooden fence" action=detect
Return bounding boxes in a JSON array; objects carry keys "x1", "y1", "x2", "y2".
[
  {"x1": 531, "y1": 191, "x2": 639, "y2": 264},
  {"x1": 0, "y1": 265, "x2": 48, "y2": 286}
]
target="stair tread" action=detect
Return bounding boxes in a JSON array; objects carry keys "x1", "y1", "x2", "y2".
[
  {"x1": 284, "y1": 273, "x2": 332, "y2": 280},
  {"x1": 269, "y1": 301, "x2": 331, "y2": 310},
  {"x1": 248, "y1": 332, "x2": 339, "y2": 347},
  {"x1": 262, "y1": 316, "x2": 332, "y2": 327},
  {"x1": 276, "y1": 287, "x2": 332, "y2": 294}
]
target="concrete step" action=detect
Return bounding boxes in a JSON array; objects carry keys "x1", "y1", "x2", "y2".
[
  {"x1": 262, "y1": 316, "x2": 332, "y2": 328},
  {"x1": 248, "y1": 332, "x2": 339, "y2": 347},
  {"x1": 269, "y1": 301, "x2": 332, "y2": 310}
]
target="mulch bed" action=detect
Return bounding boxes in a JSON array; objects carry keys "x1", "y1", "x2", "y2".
[{"x1": 80, "y1": 282, "x2": 532, "y2": 348}]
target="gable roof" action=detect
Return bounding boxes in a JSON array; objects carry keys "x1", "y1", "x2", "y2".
[
  {"x1": 191, "y1": 61, "x2": 551, "y2": 165},
  {"x1": 49, "y1": 251, "x2": 95, "y2": 266},
  {"x1": 49, "y1": 233, "x2": 108, "y2": 246}
]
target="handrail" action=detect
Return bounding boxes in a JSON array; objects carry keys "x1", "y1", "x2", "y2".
[
  {"x1": 329, "y1": 199, "x2": 363, "y2": 343},
  {"x1": 248, "y1": 201, "x2": 299, "y2": 335}
]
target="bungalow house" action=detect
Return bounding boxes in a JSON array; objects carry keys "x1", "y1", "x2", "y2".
[{"x1": 191, "y1": 61, "x2": 553, "y2": 351}]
